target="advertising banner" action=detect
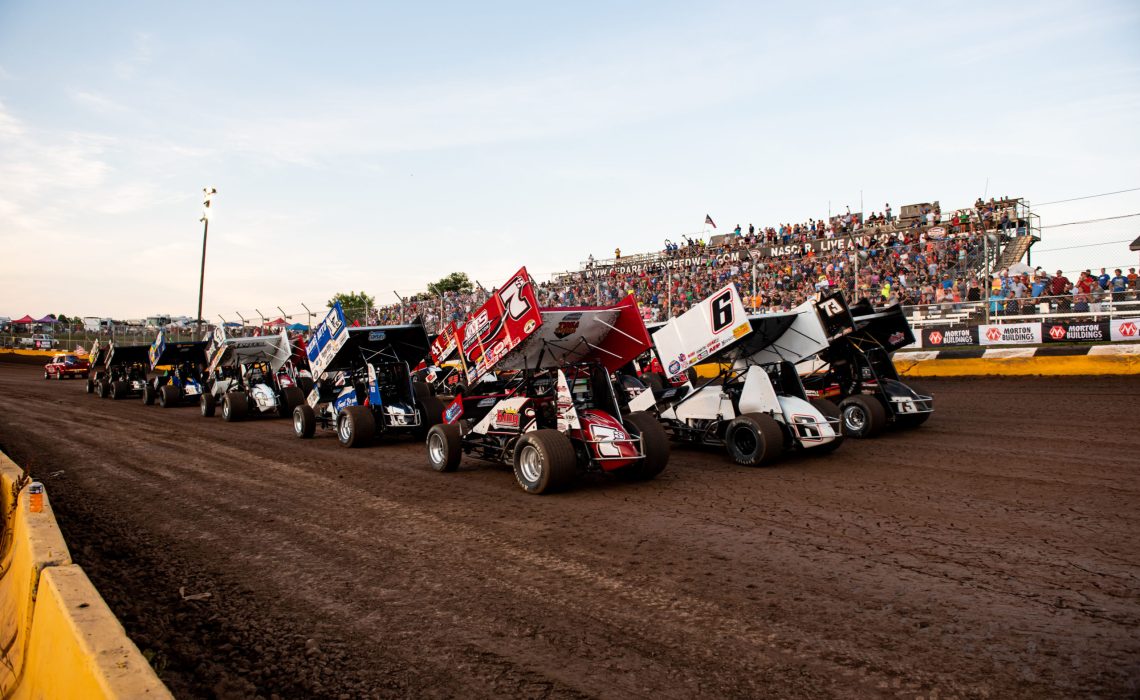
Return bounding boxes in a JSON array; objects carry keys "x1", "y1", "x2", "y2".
[
  {"x1": 1041, "y1": 320, "x2": 1110, "y2": 343},
  {"x1": 921, "y1": 326, "x2": 978, "y2": 347},
  {"x1": 979, "y1": 323, "x2": 1042, "y2": 345},
  {"x1": 1109, "y1": 317, "x2": 1140, "y2": 342}
]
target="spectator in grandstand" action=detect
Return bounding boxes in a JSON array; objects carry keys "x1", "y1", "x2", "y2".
[
  {"x1": 1129, "y1": 268, "x2": 1139, "y2": 293},
  {"x1": 614, "y1": 248, "x2": 621, "y2": 260},
  {"x1": 1109, "y1": 269, "x2": 1129, "y2": 303},
  {"x1": 1097, "y1": 267, "x2": 1110, "y2": 290}
]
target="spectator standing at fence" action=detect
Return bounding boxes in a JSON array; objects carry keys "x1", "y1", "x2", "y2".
[{"x1": 1109, "y1": 269, "x2": 1129, "y2": 303}]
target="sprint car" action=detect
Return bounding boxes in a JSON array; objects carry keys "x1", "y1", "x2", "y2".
[
  {"x1": 626, "y1": 284, "x2": 844, "y2": 466},
  {"x1": 413, "y1": 321, "x2": 472, "y2": 397},
  {"x1": 800, "y1": 293, "x2": 933, "y2": 437},
  {"x1": 292, "y1": 303, "x2": 442, "y2": 446},
  {"x1": 142, "y1": 331, "x2": 209, "y2": 408},
  {"x1": 201, "y1": 328, "x2": 308, "y2": 421},
  {"x1": 85, "y1": 340, "x2": 106, "y2": 393},
  {"x1": 44, "y1": 352, "x2": 89, "y2": 380},
  {"x1": 425, "y1": 266, "x2": 669, "y2": 494},
  {"x1": 97, "y1": 342, "x2": 152, "y2": 400}
]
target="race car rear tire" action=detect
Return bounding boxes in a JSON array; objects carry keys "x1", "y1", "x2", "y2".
[
  {"x1": 839, "y1": 394, "x2": 886, "y2": 438},
  {"x1": 426, "y1": 423, "x2": 462, "y2": 472},
  {"x1": 141, "y1": 384, "x2": 156, "y2": 405},
  {"x1": 85, "y1": 378, "x2": 94, "y2": 394},
  {"x1": 293, "y1": 404, "x2": 316, "y2": 439},
  {"x1": 159, "y1": 384, "x2": 180, "y2": 408},
  {"x1": 725, "y1": 412, "x2": 784, "y2": 466},
  {"x1": 338, "y1": 406, "x2": 374, "y2": 448},
  {"x1": 110, "y1": 380, "x2": 128, "y2": 400},
  {"x1": 200, "y1": 392, "x2": 216, "y2": 417},
  {"x1": 282, "y1": 386, "x2": 306, "y2": 411},
  {"x1": 298, "y1": 376, "x2": 315, "y2": 396},
  {"x1": 222, "y1": 392, "x2": 248, "y2": 422},
  {"x1": 808, "y1": 399, "x2": 844, "y2": 454},
  {"x1": 97, "y1": 380, "x2": 110, "y2": 399},
  {"x1": 513, "y1": 429, "x2": 578, "y2": 494},
  {"x1": 413, "y1": 395, "x2": 445, "y2": 440},
  {"x1": 616, "y1": 411, "x2": 669, "y2": 481}
]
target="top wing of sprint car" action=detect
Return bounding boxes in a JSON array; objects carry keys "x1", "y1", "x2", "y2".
[
  {"x1": 106, "y1": 342, "x2": 152, "y2": 368},
  {"x1": 652, "y1": 284, "x2": 854, "y2": 381},
  {"x1": 305, "y1": 302, "x2": 431, "y2": 377},
  {"x1": 148, "y1": 330, "x2": 209, "y2": 371},
  {"x1": 457, "y1": 266, "x2": 652, "y2": 383},
  {"x1": 207, "y1": 328, "x2": 294, "y2": 374}
]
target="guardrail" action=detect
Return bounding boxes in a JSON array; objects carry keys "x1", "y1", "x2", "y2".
[{"x1": 0, "y1": 452, "x2": 173, "y2": 699}]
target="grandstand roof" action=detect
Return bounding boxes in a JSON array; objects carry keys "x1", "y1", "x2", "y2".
[{"x1": 1130, "y1": 234, "x2": 1140, "y2": 252}]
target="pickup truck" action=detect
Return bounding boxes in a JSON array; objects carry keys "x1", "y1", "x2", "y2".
[{"x1": 20, "y1": 334, "x2": 56, "y2": 349}]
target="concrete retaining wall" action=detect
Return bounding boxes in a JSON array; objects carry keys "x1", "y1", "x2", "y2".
[{"x1": 0, "y1": 452, "x2": 172, "y2": 699}]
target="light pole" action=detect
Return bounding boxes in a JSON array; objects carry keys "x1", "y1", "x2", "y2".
[
  {"x1": 301, "y1": 303, "x2": 314, "y2": 329},
  {"x1": 196, "y1": 187, "x2": 216, "y2": 335}
]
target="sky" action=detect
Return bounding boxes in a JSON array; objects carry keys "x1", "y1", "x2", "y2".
[{"x1": 1, "y1": 0, "x2": 1138, "y2": 321}]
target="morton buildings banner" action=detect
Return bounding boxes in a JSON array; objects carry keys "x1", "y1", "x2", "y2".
[
  {"x1": 1041, "y1": 320, "x2": 1110, "y2": 343},
  {"x1": 921, "y1": 326, "x2": 979, "y2": 347},
  {"x1": 979, "y1": 323, "x2": 1043, "y2": 345}
]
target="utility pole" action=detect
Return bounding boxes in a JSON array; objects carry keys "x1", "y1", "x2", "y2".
[
  {"x1": 300, "y1": 303, "x2": 313, "y2": 329},
  {"x1": 196, "y1": 187, "x2": 216, "y2": 335}
]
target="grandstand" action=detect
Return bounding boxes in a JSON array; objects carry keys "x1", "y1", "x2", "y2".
[{"x1": 364, "y1": 195, "x2": 1057, "y2": 334}]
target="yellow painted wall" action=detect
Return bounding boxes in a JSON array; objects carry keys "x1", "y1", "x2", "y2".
[{"x1": 0, "y1": 453, "x2": 172, "y2": 699}]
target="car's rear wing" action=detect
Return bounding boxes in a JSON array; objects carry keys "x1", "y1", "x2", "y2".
[
  {"x1": 207, "y1": 329, "x2": 293, "y2": 374},
  {"x1": 651, "y1": 284, "x2": 754, "y2": 379},
  {"x1": 459, "y1": 266, "x2": 542, "y2": 383},
  {"x1": 847, "y1": 299, "x2": 915, "y2": 353},
  {"x1": 106, "y1": 343, "x2": 151, "y2": 368},
  {"x1": 429, "y1": 321, "x2": 460, "y2": 366},
  {"x1": 653, "y1": 285, "x2": 849, "y2": 379},
  {"x1": 306, "y1": 302, "x2": 431, "y2": 376},
  {"x1": 148, "y1": 331, "x2": 209, "y2": 370},
  {"x1": 499, "y1": 294, "x2": 651, "y2": 373},
  {"x1": 87, "y1": 339, "x2": 106, "y2": 370}
]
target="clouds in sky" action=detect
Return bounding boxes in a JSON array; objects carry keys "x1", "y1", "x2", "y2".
[{"x1": 1, "y1": 1, "x2": 1138, "y2": 318}]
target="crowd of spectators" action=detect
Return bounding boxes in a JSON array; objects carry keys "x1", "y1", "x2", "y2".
[{"x1": 359, "y1": 196, "x2": 1137, "y2": 334}]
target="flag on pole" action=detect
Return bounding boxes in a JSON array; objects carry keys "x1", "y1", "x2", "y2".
[{"x1": 704, "y1": 214, "x2": 716, "y2": 228}]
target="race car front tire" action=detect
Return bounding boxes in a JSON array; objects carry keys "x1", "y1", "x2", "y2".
[
  {"x1": 513, "y1": 429, "x2": 578, "y2": 494},
  {"x1": 338, "y1": 406, "x2": 374, "y2": 448},
  {"x1": 110, "y1": 380, "x2": 129, "y2": 400},
  {"x1": 141, "y1": 384, "x2": 156, "y2": 405},
  {"x1": 725, "y1": 412, "x2": 784, "y2": 466},
  {"x1": 426, "y1": 423, "x2": 462, "y2": 472},
  {"x1": 222, "y1": 392, "x2": 248, "y2": 421},
  {"x1": 159, "y1": 384, "x2": 180, "y2": 408},
  {"x1": 97, "y1": 381, "x2": 110, "y2": 399},
  {"x1": 200, "y1": 392, "x2": 216, "y2": 417},
  {"x1": 616, "y1": 411, "x2": 669, "y2": 481},
  {"x1": 85, "y1": 378, "x2": 94, "y2": 394},
  {"x1": 839, "y1": 394, "x2": 887, "y2": 438},
  {"x1": 293, "y1": 404, "x2": 316, "y2": 438}
]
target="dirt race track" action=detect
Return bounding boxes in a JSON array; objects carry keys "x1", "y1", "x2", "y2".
[{"x1": 0, "y1": 363, "x2": 1137, "y2": 699}]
